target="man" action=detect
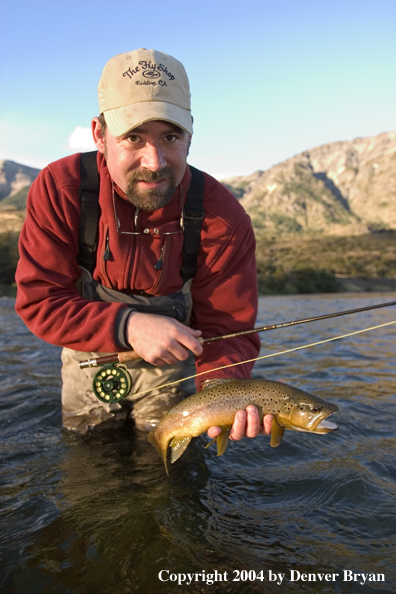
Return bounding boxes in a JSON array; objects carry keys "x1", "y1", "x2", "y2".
[{"x1": 15, "y1": 48, "x2": 272, "y2": 441}]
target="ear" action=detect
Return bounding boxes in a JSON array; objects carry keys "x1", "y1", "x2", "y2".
[{"x1": 91, "y1": 117, "x2": 105, "y2": 154}]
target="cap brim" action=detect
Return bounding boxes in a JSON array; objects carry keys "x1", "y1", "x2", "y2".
[{"x1": 103, "y1": 101, "x2": 193, "y2": 136}]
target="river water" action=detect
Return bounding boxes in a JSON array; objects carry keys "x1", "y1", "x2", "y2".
[{"x1": 1, "y1": 293, "x2": 395, "y2": 593}]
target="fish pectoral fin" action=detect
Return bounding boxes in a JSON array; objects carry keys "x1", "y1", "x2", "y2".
[
  {"x1": 270, "y1": 418, "x2": 285, "y2": 448},
  {"x1": 169, "y1": 436, "x2": 192, "y2": 464},
  {"x1": 216, "y1": 426, "x2": 232, "y2": 457}
]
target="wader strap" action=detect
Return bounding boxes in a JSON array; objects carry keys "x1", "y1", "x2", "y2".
[
  {"x1": 181, "y1": 165, "x2": 205, "y2": 282},
  {"x1": 78, "y1": 151, "x2": 100, "y2": 272}
]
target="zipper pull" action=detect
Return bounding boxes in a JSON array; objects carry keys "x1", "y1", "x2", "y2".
[
  {"x1": 103, "y1": 231, "x2": 110, "y2": 261},
  {"x1": 134, "y1": 208, "x2": 140, "y2": 231},
  {"x1": 174, "y1": 306, "x2": 184, "y2": 321},
  {"x1": 154, "y1": 243, "x2": 166, "y2": 270}
]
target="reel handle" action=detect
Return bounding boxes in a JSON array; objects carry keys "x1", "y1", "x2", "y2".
[
  {"x1": 79, "y1": 350, "x2": 141, "y2": 369},
  {"x1": 118, "y1": 351, "x2": 142, "y2": 363},
  {"x1": 80, "y1": 335, "x2": 204, "y2": 369}
]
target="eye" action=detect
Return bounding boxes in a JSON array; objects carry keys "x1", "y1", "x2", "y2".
[
  {"x1": 164, "y1": 134, "x2": 177, "y2": 142},
  {"x1": 127, "y1": 134, "x2": 140, "y2": 144},
  {"x1": 311, "y1": 406, "x2": 321, "y2": 412}
]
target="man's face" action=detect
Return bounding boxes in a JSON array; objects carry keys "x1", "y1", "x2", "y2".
[{"x1": 93, "y1": 119, "x2": 191, "y2": 211}]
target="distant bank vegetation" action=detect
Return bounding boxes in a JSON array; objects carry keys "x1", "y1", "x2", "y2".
[
  {"x1": 0, "y1": 230, "x2": 20, "y2": 292},
  {"x1": 1, "y1": 219, "x2": 395, "y2": 295},
  {"x1": 255, "y1": 231, "x2": 396, "y2": 294}
]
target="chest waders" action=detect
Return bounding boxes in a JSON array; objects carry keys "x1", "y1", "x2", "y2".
[{"x1": 61, "y1": 152, "x2": 205, "y2": 433}]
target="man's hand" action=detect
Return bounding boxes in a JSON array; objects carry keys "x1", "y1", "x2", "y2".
[
  {"x1": 207, "y1": 406, "x2": 273, "y2": 440},
  {"x1": 126, "y1": 312, "x2": 203, "y2": 366}
]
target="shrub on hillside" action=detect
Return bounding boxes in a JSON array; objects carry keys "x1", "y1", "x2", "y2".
[{"x1": 0, "y1": 232, "x2": 19, "y2": 284}]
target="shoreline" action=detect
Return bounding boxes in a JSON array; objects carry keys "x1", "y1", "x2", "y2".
[
  {"x1": 2, "y1": 278, "x2": 396, "y2": 299},
  {"x1": 335, "y1": 277, "x2": 396, "y2": 293}
]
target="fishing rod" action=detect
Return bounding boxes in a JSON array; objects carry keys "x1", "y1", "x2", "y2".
[
  {"x1": 130, "y1": 319, "x2": 396, "y2": 401},
  {"x1": 79, "y1": 298, "x2": 396, "y2": 370}
]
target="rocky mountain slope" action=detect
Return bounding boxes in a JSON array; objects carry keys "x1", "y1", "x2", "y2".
[
  {"x1": 0, "y1": 161, "x2": 40, "y2": 206},
  {"x1": 223, "y1": 130, "x2": 396, "y2": 236},
  {"x1": 0, "y1": 133, "x2": 395, "y2": 293},
  {"x1": 1, "y1": 130, "x2": 395, "y2": 236}
]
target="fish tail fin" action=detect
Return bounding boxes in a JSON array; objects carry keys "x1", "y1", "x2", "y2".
[
  {"x1": 270, "y1": 418, "x2": 285, "y2": 447},
  {"x1": 148, "y1": 430, "x2": 169, "y2": 475}
]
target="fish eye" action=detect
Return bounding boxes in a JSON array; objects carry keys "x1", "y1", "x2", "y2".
[{"x1": 311, "y1": 406, "x2": 321, "y2": 412}]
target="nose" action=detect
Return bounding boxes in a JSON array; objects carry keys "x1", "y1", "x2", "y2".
[{"x1": 140, "y1": 141, "x2": 167, "y2": 171}]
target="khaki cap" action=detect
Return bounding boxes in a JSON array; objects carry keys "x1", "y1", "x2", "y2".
[{"x1": 98, "y1": 48, "x2": 193, "y2": 136}]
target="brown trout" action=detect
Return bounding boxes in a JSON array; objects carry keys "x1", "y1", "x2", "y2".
[{"x1": 148, "y1": 378, "x2": 338, "y2": 474}]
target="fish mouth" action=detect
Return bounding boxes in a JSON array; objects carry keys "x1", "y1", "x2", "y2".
[
  {"x1": 312, "y1": 409, "x2": 338, "y2": 433},
  {"x1": 315, "y1": 417, "x2": 338, "y2": 433}
]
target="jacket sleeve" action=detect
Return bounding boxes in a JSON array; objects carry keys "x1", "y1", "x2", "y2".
[
  {"x1": 190, "y1": 175, "x2": 260, "y2": 390},
  {"x1": 15, "y1": 163, "x2": 130, "y2": 353}
]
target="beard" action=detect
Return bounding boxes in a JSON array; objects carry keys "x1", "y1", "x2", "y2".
[{"x1": 125, "y1": 167, "x2": 177, "y2": 211}]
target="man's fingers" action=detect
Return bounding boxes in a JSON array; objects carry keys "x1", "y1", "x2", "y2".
[
  {"x1": 229, "y1": 409, "x2": 247, "y2": 441},
  {"x1": 126, "y1": 313, "x2": 203, "y2": 364},
  {"x1": 152, "y1": 342, "x2": 191, "y2": 367},
  {"x1": 207, "y1": 425, "x2": 221, "y2": 439},
  {"x1": 229, "y1": 409, "x2": 274, "y2": 441},
  {"x1": 262, "y1": 414, "x2": 273, "y2": 436},
  {"x1": 245, "y1": 405, "x2": 261, "y2": 438},
  {"x1": 207, "y1": 409, "x2": 274, "y2": 443},
  {"x1": 178, "y1": 330, "x2": 203, "y2": 357}
]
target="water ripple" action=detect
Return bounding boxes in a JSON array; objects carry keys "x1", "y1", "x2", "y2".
[{"x1": 1, "y1": 294, "x2": 396, "y2": 593}]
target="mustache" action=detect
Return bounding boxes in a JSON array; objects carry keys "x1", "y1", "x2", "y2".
[{"x1": 128, "y1": 167, "x2": 174, "y2": 183}]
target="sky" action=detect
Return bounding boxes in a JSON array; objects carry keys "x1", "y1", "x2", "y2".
[{"x1": 1, "y1": 0, "x2": 395, "y2": 180}]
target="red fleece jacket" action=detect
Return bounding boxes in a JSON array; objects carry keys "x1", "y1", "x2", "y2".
[{"x1": 15, "y1": 152, "x2": 260, "y2": 389}]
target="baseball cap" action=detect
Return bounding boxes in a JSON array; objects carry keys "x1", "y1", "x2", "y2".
[{"x1": 98, "y1": 48, "x2": 193, "y2": 136}]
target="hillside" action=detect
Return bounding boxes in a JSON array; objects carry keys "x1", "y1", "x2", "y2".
[
  {"x1": 1, "y1": 132, "x2": 396, "y2": 294},
  {"x1": 0, "y1": 160, "x2": 40, "y2": 207},
  {"x1": 255, "y1": 232, "x2": 396, "y2": 294},
  {"x1": 223, "y1": 130, "x2": 396, "y2": 237}
]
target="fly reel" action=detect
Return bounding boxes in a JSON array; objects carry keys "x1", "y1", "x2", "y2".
[{"x1": 92, "y1": 364, "x2": 132, "y2": 404}]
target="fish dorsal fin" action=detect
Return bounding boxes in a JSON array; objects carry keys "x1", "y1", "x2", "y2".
[
  {"x1": 201, "y1": 378, "x2": 235, "y2": 390},
  {"x1": 270, "y1": 418, "x2": 285, "y2": 448},
  {"x1": 170, "y1": 436, "x2": 192, "y2": 464}
]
